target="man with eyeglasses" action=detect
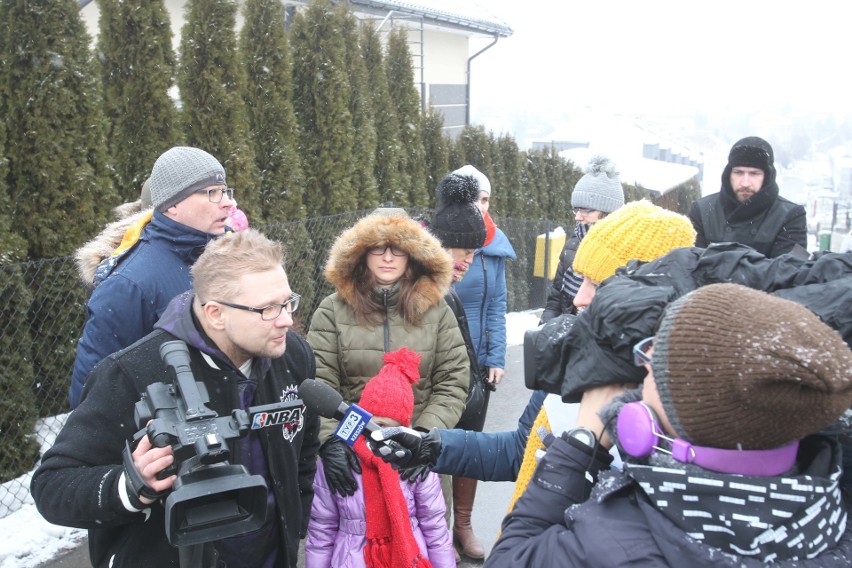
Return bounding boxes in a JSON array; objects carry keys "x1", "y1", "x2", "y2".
[
  {"x1": 33, "y1": 229, "x2": 320, "y2": 568},
  {"x1": 70, "y1": 146, "x2": 236, "y2": 408},
  {"x1": 540, "y1": 155, "x2": 624, "y2": 324}
]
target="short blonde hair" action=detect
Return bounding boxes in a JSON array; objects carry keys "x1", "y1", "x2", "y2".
[{"x1": 192, "y1": 229, "x2": 285, "y2": 303}]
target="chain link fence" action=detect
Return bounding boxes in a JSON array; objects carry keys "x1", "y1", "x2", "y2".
[{"x1": 0, "y1": 209, "x2": 564, "y2": 518}]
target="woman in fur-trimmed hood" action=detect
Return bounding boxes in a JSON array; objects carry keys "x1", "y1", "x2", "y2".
[{"x1": 307, "y1": 208, "x2": 470, "y2": 496}]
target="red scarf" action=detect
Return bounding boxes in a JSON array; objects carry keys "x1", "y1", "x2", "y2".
[
  {"x1": 483, "y1": 210, "x2": 497, "y2": 246},
  {"x1": 354, "y1": 438, "x2": 433, "y2": 568}
]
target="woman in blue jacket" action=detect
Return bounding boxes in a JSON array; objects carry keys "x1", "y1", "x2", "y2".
[{"x1": 446, "y1": 165, "x2": 516, "y2": 560}]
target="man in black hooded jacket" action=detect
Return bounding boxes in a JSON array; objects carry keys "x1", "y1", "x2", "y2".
[
  {"x1": 31, "y1": 229, "x2": 319, "y2": 568},
  {"x1": 688, "y1": 136, "x2": 807, "y2": 258}
]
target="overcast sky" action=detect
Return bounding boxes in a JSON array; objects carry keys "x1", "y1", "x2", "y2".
[{"x1": 466, "y1": 0, "x2": 850, "y2": 120}]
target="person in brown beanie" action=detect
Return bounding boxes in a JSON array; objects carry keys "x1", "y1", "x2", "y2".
[{"x1": 486, "y1": 283, "x2": 852, "y2": 567}]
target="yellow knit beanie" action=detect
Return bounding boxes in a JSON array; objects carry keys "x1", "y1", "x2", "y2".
[{"x1": 572, "y1": 200, "x2": 696, "y2": 283}]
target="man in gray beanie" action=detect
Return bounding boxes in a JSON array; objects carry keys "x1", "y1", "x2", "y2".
[
  {"x1": 69, "y1": 146, "x2": 235, "y2": 407},
  {"x1": 687, "y1": 136, "x2": 807, "y2": 258},
  {"x1": 541, "y1": 155, "x2": 625, "y2": 323}
]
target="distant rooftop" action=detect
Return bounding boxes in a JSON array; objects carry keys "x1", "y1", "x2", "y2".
[
  {"x1": 561, "y1": 147, "x2": 700, "y2": 195},
  {"x1": 348, "y1": 0, "x2": 513, "y2": 37}
]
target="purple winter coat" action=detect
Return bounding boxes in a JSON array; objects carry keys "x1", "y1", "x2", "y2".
[{"x1": 306, "y1": 459, "x2": 455, "y2": 568}]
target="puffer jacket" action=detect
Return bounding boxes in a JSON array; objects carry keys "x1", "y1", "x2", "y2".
[
  {"x1": 306, "y1": 459, "x2": 455, "y2": 568},
  {"x1": 307, "y1": 213, "x2": 469, "y2": 443},
  {"x1": 454, "y1": 227, "x2": 516, "y2": 370},
  {"x1": 486, "y1": 434, "x2": 852, "y2": 567}
]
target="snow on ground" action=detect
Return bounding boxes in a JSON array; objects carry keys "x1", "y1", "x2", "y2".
[
  {"x1": 0, "y1": 311, "x2": 543, "y2": 568},
  {"x1": 0, "y1": 415, "x2": 85, "y2": 568}
]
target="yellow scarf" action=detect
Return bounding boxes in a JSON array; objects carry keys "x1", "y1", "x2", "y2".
[
  {"x1": 507, "y1": 407, "x2": 551, "y2": 513},
  {"x1": 112, "y1": 210, "x2": 153, "y2": 257}
]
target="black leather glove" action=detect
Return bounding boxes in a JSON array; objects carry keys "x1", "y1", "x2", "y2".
[
  {"x1": 398, "y1": 463, "x2": 431, "y2": 483},
  {"x1": 318, "y1": 438, "x2": 361, "y2": 496},
  {"x1": 367, "y1": 426, "x2": 442, "y2": 469}
]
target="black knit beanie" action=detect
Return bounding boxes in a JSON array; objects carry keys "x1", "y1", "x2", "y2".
[
  {"x1": 726, "y1": 136, "x2": 774, "y2": 178},
  {"x1": 429, "y1": 171, "x2": 486, "y2": 249},
  {"x1": 652, "y1": 283, "x2": 852, "y2": 450}
]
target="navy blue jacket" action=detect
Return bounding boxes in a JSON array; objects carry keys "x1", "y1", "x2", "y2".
[
  {"x1": 453, "y1": 228, "x2": 515, "y2": 370},
  {"x1": 69, "y1": 211, "x2": 214, "y2": 407}
]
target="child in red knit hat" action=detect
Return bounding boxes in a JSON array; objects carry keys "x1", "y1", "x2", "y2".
[{"x1": 305, "y1": 348, "x2": 455, "y2": 568}]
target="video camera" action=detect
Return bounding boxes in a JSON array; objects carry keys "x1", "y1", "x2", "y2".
[
  {"x1": 122, "y1": 340, "x2": 303, "y2": 547},
  {"x1": 523, "y1": 313, "x2": 577, "y2": 395}
]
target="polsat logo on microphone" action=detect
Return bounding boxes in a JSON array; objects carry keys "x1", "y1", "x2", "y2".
[{"x1": 334, "y1": 404, "x2": 373, "y2": 446}]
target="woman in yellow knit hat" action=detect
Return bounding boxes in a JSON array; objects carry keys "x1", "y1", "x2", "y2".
[{"x1": 508, "y1": 199, "x2": 696, "y2": 510}]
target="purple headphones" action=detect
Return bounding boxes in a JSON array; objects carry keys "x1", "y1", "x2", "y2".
[{"x1": 617, "y1": 402, "x2": 799, "y2": 477}]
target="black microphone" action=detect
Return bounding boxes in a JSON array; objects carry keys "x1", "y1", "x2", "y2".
[
  {"x1": 298, "y1": 379, "x2": 406, "y2": 458},
  {"x1": 298, "y1": 378, "x2": 381, "y2": 436}
]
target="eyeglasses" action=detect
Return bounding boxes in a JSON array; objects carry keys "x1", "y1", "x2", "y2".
[
  {"x1": 633, "y1": 336, "x2": 654, "y2": 366},
  {"x1": 198, "y1": 187, "x2": 235, "y2": 203},
  {"x1": 572, "y1": 207, "x2": 598, "y2": 215},
  {"x1": 205, "y1": 293, "x2": 300, "y2": 321},
  {"x1": 367, "y1": 245, "x2": 408, "y2": 257}
]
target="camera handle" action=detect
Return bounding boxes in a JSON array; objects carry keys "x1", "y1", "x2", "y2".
[{"x1": 122, "y1": 429, "x2": 170, "y2": 501}]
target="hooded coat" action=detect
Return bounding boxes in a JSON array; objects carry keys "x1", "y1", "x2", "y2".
[
  {"x1": 307, "y1": 213, "x2": 469, "y2": 443},
  {"x1": 688, "y1": 161, "x2": 807, "y2": 258},
  {"x1": 69, "y1": 210, "x2": 214, "y2": 408}
]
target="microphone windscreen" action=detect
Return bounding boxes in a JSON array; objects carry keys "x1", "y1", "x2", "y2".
[{"x1": 299, "y1": 379, "x2": 343, "y2": 418}]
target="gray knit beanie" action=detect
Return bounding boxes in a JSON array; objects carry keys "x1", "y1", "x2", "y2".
[
  {"x1": 571, "y1": 155, "x2": 625, "y2": 214},
  {"x1": 149, "y1": 147, "x2": 227, "y2": 212}
]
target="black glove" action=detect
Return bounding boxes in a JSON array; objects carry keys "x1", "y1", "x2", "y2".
[
  {"x1": 398, "y1": 464, "x2": 431, "y2": 483},
  {"x1": 318, "y1": 438, "x2": 361, "y2": 496},
  {"x1": 367, "y1": 426, "x2": 442, "y2": 470}
]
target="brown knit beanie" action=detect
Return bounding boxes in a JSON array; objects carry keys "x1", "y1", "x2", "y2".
[{"x1": 652, "y1": 283, "x2": 852, "y2": 450}]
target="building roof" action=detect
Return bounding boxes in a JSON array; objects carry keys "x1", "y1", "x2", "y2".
[{"x1": 348, "y1": 0, "x2": 513, "y2": 37}]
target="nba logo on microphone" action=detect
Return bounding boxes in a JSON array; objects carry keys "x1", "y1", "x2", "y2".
[{"x1": 334, "y1": 404, "x2": 373, "y2": 446}]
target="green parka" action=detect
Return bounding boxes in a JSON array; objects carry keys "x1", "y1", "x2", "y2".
[{"x1": 307, "y1": 212, "x2": 469, "y2": 442}]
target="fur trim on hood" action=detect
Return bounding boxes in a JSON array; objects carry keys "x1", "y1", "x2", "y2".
[
  {"x1": 75, "y1": 199, "x2": 150, "y2": 286},
  {"x1": 325, "y1": 213, "x2": 453, "y2": 319}
]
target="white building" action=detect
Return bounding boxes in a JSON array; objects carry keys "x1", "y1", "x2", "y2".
[{"x1": 78, "y1": 0, "x2": 512, "y2": 139}]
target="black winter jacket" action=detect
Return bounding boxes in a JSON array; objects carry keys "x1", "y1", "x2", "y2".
[
  {"x1": 31, "y1": 292, "x2": 320, "y2": 568},
  {"x1": 541, "y1": 232, "x2": 581, "y2": 323},
  {"x1": 688, "y1": 171, "x2": 807, "y2": 258},
  {"x1": 551, "y1": 244, "x2": 852, "y2": 401}
]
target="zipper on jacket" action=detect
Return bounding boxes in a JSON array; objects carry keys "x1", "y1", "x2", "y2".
[
  {"x1": 382, "y1": 288, "x2": 390, "y2": 353},
  {"x1": 478, "y1": 253, "x2": 489, "y2": 359}
]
